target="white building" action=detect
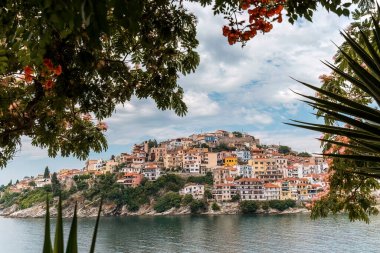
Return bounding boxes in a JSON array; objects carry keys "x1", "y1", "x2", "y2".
[{"x1": 179, "y1": 184, "x2": 205, "y2": 199}]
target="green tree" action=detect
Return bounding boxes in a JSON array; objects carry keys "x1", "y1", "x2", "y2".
[
  {"x1": 154, "y1": 192, "x2": 182, "y2": 213},
  {"x1": 182, "y1": 194, "x2": 194, "y2": 206},
  {"x1": 43, "y1": 166, "x2": 50, "y2": 179},
  {"x1": 51, "y1": 172, "x2": 61, "y2": 196},
  {"x1": 240, "y1": 201, "x2": 259, "y2": 214},
  {"x1": 28, "y1": 181, "x2": 36, "y2": 187},
  {"x1": 278, "y1": 145, "x2": 291, "y2": 154},
  {"x1": 298, "y1": 152, "x2": 312, "y2": 157},
  {"x1": 204, "y1": 189, "x2": 213, "y2": 200},
  {"x1": 189, "y1": 199, "x2": 208, "y2": 214},
  {"x1": 232, "y1": 131, "x2": 243, "y2": 137},
  {"x1": 289, "y1": 7, "x2": 380, "y2": 222},
  {"x1": 211, "y1": 202, "x2": 221, "y2": 211}
]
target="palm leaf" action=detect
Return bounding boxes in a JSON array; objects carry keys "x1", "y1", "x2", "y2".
[
  {"x1": 43, "y1": 196, "x2": 53, "y2": 253},
  {"x1": 66, "y1": 203, "x2": 78, "y2": 253},
  {"x1": 54, "y1": 196, "x2": 64, "y2": 253},
  {"x1": 89, "y1": 198, "x2": 103, "y2": 253}
]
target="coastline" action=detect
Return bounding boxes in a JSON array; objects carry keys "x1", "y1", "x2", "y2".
[{"x1": 0, "y1": 200, "x2": 310, "y2": 218}]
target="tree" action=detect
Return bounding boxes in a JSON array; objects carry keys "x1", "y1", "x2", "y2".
[
  {"x1": 278, "y1": 145, "x2": 291, "y2": 154},
  {"x1": 298, "y1": 152, "x2": 312, "y2": 157},
  {"x1": 43, "y1": 166, "x2": 50, "y2": 179},
  {"x1": 232, "y1": 131, "x2": 243, "y2": 138},
  {"x1": 288, "y1": 7, "x2": 380, "y2": 222},
  {"x1": 0, "y1": 0, "x2": 369, "y2": 167},
  {"x1": 51, "y1": 172, "x2": 61, "y2": 196},
  {"x1": 240, "y1": 201, "x2": 259, "y2": 214}
]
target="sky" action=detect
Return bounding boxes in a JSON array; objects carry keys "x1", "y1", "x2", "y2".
[{"x1": 0, "y1": 4, "x2": 353, "y2": 185}]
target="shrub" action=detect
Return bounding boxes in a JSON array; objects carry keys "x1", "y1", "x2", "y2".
[
  {"x1": 154, "y1": 192, "x2": 182, "y2": 213},
  {"x1": 240, "y1": 201, "x2": 259, "y2": 214},
  {"x1": 182, "y1": 194, "x2": 194, "y2": 206},
  {"x1": 261, "y1": 201, "x2": 269, "y2": 211},
  {"x1": 211, "y1": 202, "x2": 221, "y2": 211},
  {"x1": 19, "y1": 189, "x2": 52, "y2": 209},
  {"x1": 204, "y1": 189, "x2": 213, "y2": 199},
  {"x1": 127, "y1": 202, "x2": 140, "y2": 212},
  {"x1": 190, "y1": 199, "x2": 208, "y2": 214},
  {"x1": 268, "y1": 199, "x2": 296, "y2": 211},
  {"x1": 231, "y1": 194, "x2": 240, "y2": 202}
]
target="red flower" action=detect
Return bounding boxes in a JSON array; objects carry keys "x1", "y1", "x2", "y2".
[
  {"x1": 24, "y1": 66, "x2": 34, "y2": 83},
  {"x1": 44, "y1": 79, "x2": 54, "y2": 90},
  {"x1": 43, "y1": 58, "x2": 54, "y2": 70},
  {"x1": 54, "y1": 65, "x2": 62, "y2": 76}
]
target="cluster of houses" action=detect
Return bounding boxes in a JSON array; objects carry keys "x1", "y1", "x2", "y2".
[{"x1": 6, "y1": 130, "x2": 329, "y2": 203}]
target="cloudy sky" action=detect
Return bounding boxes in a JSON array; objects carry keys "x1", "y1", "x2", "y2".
[{"x1": 0, "y1": 5, "x2": 352, "y2": 185}]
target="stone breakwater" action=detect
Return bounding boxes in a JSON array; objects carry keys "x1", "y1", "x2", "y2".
[{"x1": 0, "y1": 196, "x2": 309, "y2": 218}]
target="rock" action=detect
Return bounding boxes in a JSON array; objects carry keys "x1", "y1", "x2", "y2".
[{"x1": 0, "y1": 204, "x2": 19, "y2": 216}]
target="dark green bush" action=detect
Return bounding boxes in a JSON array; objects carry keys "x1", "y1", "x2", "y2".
[
  {"x1": 190, "y1": 199, "x2": 208, "y2": 214},
  {"x1": 182, "y1": 194, "x2": 194, "y2": 206},
  {"x1": 240, "y1": 201, "x2": 259, "y2": 214},
  {"x1": 211, "y1": 202, "x2": 220, "y2": 211},
  {"x1": 268, "y1": 199, "x2": 296, "y2": 211},
  {"x1": 231, "y1": 194, "x2": 240, "y2": 202},
  {"x1": 154, "y1": 192, "x2": 182, "y2": 213}
]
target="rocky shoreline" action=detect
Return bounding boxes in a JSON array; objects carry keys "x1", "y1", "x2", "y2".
[{"x1": 0, "y1": 198, "x2": 309, "y2": 218}]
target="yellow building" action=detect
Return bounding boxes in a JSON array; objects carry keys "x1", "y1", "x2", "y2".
[{"x1": 224, "y1": 156, "x2": 237, "y2": 167}]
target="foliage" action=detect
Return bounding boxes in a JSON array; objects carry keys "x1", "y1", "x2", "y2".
[
  {"x1": 240, "y1": 201, "x2": 260, "y2": 214},
  {"x1": 186, "y1": 172, "x2": 213, "y2": 185},
  {"x1": 42, "y1": 196, "x2": 102, "y2": 253},
  {"x1": 28, "y1": 181, "x2": 37, "y2": 187},
  {"x1": 311, "y1": 158, "x2": 379, "y2": 223},
  {"x1": 268, "y1": 199, "x2": 296, "y2": 211},
  {"x1": 211, "y1": 202, "x2": 221, "y2": 211},
  {"x1": 219, "y1": 0, "x2": 371, "y2": 45},
  {"x1": 278, "y1": 145, "x2": 291, "y2": 154},
  {"x1": 261, "y1": 201, "x2": 270, "y2": 211},
  {"x1": 297, "y1": 152, "x2": 312, "y2": 157},
  {"x1": 0, "y1": 0, "x2": 199, "y2": 168},
  {"x1": 147, "y1": 139, "x2": 158, "y2": 149},
  {"x1": 51, "y1": 172, "x2": 61, "y2": 197},
  {"x1": 231, "y1": 193, "x2": 241, "y2": 202},
  {"x1": 73, "y1": 175, "x2": 90, "y2": 191},
  {"x1": 19, "y1": 188, "x2": 52, "y2": 209},
  {"x1": 204, "y1": 189, "x2": 213, "y2": 199},
  {"x1": 212, "y1": 143, "x2": 236, "y2": 152},
  {"x1": 232, "y1": 131, "x2": 243, "y2": 137},
  {"x1": 288, "y1": 7, "x2": 380, "y2": 222},
  {"x1": 0, "y1": 191, "x2": 20, "y2": 207},
  {"x1": 44, "y1": 166, "x2": 50, "y2": 179},
  {"x1": 182, "y1": 194, "x2": 194, "y2": 206},
  {"x1": 189, "y1": 199, "x2": 208, "y2": 214},
  {"x1": 154, "y1": 192, "x2": 182, "y2": 213}
]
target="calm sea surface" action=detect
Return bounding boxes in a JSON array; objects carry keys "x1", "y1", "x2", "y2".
[{"x1": 0, "y1": 213, "x2": 380, "y2": 253}]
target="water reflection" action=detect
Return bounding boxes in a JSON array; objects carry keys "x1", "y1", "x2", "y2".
[{"x1": 0, "y1": 214, "x2": 379, "y2": 253}]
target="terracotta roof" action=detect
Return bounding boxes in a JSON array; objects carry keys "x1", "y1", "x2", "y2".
[{"x1": 264, "y1": 183, "x2": 280, "y2": 188}]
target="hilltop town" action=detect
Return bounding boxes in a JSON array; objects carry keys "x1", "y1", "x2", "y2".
[{"x1": 0, "y1": 130, "x2": 328, "y2": 217}]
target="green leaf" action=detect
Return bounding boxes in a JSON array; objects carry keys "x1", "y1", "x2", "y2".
[
  {"x1": 53, "y1": 197, "x2": 64, "y2": 253},
  {"x1": 66, "y1": 203, "x2": 78, "y2": 253},
  {"x1": 89, "y1": 198, "x2": 102, "y2": 253},
  {"x1": 43, "y1": 196, "x2": 53, "y2": 253}
]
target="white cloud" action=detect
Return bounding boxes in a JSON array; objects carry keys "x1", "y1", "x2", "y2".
[{"x1": 183, "y1": 91, "x2": 220, "y2": 116}]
